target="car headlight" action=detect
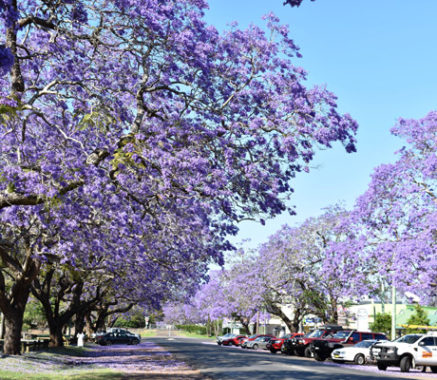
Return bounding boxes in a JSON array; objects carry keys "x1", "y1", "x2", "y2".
[{"x1": 386, "y1": 348, "x2": 396, "y2": 354}]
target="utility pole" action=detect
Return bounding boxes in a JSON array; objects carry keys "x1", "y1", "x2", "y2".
[{"x1": 391, "y1": 286, "x2": 396, "y2": 340}]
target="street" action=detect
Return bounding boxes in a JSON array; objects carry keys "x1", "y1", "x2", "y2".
[{"x1": 149, "y1": 337, "x2": 435, "y2": 380}]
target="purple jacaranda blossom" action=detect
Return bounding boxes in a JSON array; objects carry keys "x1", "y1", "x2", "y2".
[
  {"x1": 321, "y1": 112, "x2": 437, "y2": 303},
  {"x1": 0, "y1": 45, "x2": 13, "y2": 75},
  {"x1": 0, "y1": 0, "x2": 357, "y2": 354}
]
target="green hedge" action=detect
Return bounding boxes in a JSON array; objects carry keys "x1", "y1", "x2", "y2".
[{"x1": 175, "y1": 324, "x2": 207, "y2": 335}]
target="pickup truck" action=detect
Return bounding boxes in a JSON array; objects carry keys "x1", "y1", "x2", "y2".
[
  {"x1": 370, "y1": 333, "x2": 437, "y2": 373},
  {"x1": 283, "y1": 325, "x2": 344, "y2": 357}
]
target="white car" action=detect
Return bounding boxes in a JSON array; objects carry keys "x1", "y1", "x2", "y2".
[{"x1": 331, "y1": 339, "x2": 383, "y2": 365}]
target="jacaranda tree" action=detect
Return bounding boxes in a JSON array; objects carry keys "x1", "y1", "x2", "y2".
[
  {"x1": 330, "y1": 113, "x2": 437, "y2": 302},
  {"x1": 0, "y1": 0, "x2": 357, "y2": 353}
]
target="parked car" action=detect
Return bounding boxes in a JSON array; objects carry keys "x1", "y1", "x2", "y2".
[
  {"x1": 267, "y1": 333, "x2": 304, "y2": 354},
  {"x1": 240, "y1": 334, "x2": 276, "y2": 348},
  {"x1": 92, "y1": 327, "x2": 140, "y2": 342},
  {"x1": 222, "y1": 334, "x2": 247, "y2": 346},
  {"x1": 283, "y1": 325, "x2": 344, "y2": 357},
  {"x1": 331, "y1": 339, "x2": 384, "y2": 365},
  {"x1": 246, "y1": 336, "x2": 275, "y2": 350},
  {"x1": 310, "y1": 330, "x2": 388, "y2": 361},
  {"x1": 370, "y1": 333, "x2": 437, "y2": 373},
  {"x1": 96, "y1": 330, "x2": 141, "y2": 345},
  {"x1": 216, "y1": 333, "x2": 234, "y2": 345}
]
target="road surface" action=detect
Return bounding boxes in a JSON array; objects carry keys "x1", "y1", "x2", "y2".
[{"x1": 149, "y1": 337, "x2": 436, "y2": 380}]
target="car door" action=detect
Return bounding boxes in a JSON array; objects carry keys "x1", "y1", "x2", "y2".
[{"x1": 416, "y1": 336, "x2": 437, "y2": 366}]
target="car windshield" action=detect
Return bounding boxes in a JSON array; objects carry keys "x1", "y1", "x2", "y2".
[
  {"x1": 307, "y1": 330, "x2": 325, "y2": 338},
  {"x1": 331, "y1": 331, "x2": 351, "y2": 339},
  {"x1": 249, "y1": 335, "x2": 259, "y2": 339},
  {"x1": 354, "y1": 340, "x2": 376, "y2": 348},
  {"x1": 394, "y1": 335, "x2": 422, "y2": 344}
]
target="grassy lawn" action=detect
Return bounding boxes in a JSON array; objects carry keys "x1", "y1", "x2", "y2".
[
  {"x1": 0, "y1": 332, "x2": 210, "y2": 379},
  {"x1": 0, "y1": 368, "x2": 126, "y2": 380},
  {"x1": 0, "y1": 346, "x2": 127, "y2": 380},
  {"x1": 172, "y1": 330, "x2": 217, "y2": 340},
  {"x1": 137, "y1": 328, "x2": 216, "y2": 340}
]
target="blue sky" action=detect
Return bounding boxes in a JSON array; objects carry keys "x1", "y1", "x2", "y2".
[{"x1": 205, "y1": 0, "x2": 437, "y2": 249}]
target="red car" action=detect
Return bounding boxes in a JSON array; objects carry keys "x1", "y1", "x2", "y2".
[
  {"x1": 267, "y1": 333, "x2": 304, "y2": 354},
  {"x1": 221, "y1": 334, "x2": 247, "y2": 346},
  {"x1": 240, "y1": 334, "x2": 276, "y2": 348}
]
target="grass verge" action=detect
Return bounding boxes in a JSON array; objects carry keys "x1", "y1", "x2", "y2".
[
  {"x1": 172, "y1": 330, "x2": 216, "y2": 340},
  {"x1": 0, "y1": 368, "x2": 126, "y2": 380}
]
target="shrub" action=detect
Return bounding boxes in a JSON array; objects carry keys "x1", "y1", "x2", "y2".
[{"x1": 175, "y1": 324, "x2": 207, "y2": 335}]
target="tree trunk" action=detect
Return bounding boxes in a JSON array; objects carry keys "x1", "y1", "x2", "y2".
[
  {"x1": 0, "y1": 246, "x2": 39, "y2": 355},
  {"x1": 85, "y1": 312, "x2": 94, "y2": 337},
  {"x1": 73, "y1": 311, "x2": 86, "y2": 341},
  {"x1": 328, "y1": 297, "x2": 338, "y2": 324},
  {"x1": 3, "y1": 310, "x2": 25, "y2": 355},
  {"x1": 265, "y1": 301, "x2": 297, "y2": 333},
  {"x1": 292, "y1": 306, "x2": 304, "y2": 333},
  {"x1": 48, "y1": 322, "x2": 64, "y2": 347},
  {"x1": 0, "y1": 312, "x2": 4, "y2": 339},
  {"x1": 240, "y1": 318, "x2": 251, "y2": 335}
]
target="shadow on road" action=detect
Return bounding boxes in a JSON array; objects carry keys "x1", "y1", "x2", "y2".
[{"x1": 150, "y1": 337, "x2": 427, "y2": 380}]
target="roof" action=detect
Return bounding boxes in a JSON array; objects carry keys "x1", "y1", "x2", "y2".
[{"x1": 396, "y1": 306, "x2": 437, "y2": 327}]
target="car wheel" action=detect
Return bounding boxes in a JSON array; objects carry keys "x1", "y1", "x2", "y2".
[
  {"x1": 377, "y1": 363, "x2": 387, "y2": 371},
  {"x1": 133, "y1": 339, "x2": 140, "y2": 345},
  {"x1": 430, "y1": 366, "x2": 437, "y2": 373},
  {"x1": 253, "y1": 344, "x2": 258, "y2": 350},
  {"x1": 314, "y1": 353, "x2": 325, "y2": 361},
  {"x1": 304, "y1": 347, "x2": 313, "y2": 358},
  {"x1": 400, "y1": 356, "x2": 412, "y2": 372},
  {"x1": 270, "y1": 349, "x2": 277, "y2": 354},
  {"x1": 354, "y1": 354, "x2": 365, "y2": 365}
]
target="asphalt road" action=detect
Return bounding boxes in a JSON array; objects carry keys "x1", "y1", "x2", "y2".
[{"x1": 149, "y1": 337, "x2": 435, "y2": 380}]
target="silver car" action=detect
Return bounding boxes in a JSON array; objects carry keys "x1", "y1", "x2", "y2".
[{"x1": 246, "y1": 336, "x2": 273, "y2": 350}]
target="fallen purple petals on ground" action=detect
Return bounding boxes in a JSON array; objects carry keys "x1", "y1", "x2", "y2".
[{"x1": 0, "y1": 342, "x2": 207, "y2": 378}]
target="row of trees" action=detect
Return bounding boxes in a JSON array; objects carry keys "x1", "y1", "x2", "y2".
[
  {"x1": 0, "y1": 0, "x2": 355, "y2": 354},
  {"x1": 164, "y1": 110, "x2": 437, "y2": 332}
]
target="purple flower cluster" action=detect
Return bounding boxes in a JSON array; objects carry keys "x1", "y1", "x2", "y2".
[
  {"x1": 0, "y1": 0, "x2": 359, "y2": 352},
  {"x1": 0, "y1": 45, "x2": 13, "y2": 76}
]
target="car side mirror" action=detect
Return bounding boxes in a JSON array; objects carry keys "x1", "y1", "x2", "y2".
[{"x1": 418, "y1": 341, "x2": 425, "y2": 346}]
